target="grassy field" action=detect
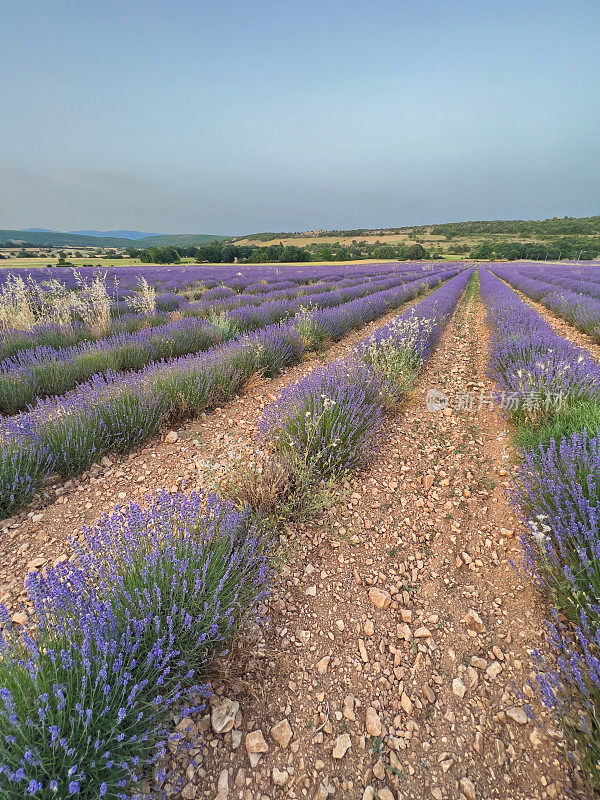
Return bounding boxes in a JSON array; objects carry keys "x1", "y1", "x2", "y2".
[{"x1": 231, "y1": 229, "x2": 571, "y2": 255}]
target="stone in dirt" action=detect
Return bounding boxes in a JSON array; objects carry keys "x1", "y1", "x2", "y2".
[
  {"x1": 463, "y1": 608, "x2": 485, "y2": 632},
  {"x1": 211, "y1": 697, "x2": 240, "y2": 734},
  {"x1": 505, "y1": 706, "x2": 529, "y2": 725},
  {"x1": 181, "y1": 782, "x2": 196, "y2": 799},
  {"x1": 414, "y1": 626, "x2": 431, "y2": 638},
  {"x1": 373, "y1": 758, "x2": 385, "y2": 779},
  {"x1": 165, "y1": 431, "x2": 179, "y2": 443},
  {"x1": 343, "y1": 695, "x2": 356, "y2": 721},
  {"x1": 452, "y1": 678, "x2": 467, "y2": 699},
  {"x1": 365, "y1": 706, "x2": 382, "y2": 736},
  {"x1": 459, "y1": 776, "x2": 477, "y2": 800},
  {"x1": 272, "y1": 767, "x2": 289, "y2": 786},
  {"x1": 401, "y1": 692, "x2": 413, "y2": 715},
  {"x1": 270, "y1": 718, "x2": 293, "y2": 748},
  {"x1": 217, "y1": 769, "x2": 229, "y2": 793},
  {"x1": 486, "y1": 661, "x2": 502, "y2": 679},
  {"x1": 369, "y1": 587, "x2": 391, "y2": 609},
  {"x1": 332, "y1": 733, "x2": 352, "y2": 758},
  {"x1": 316, "y1": 655, "x2": 331, "y2": 674},
  {"x1": 245, "y1": 730, "x2": 269, "y2": 754}
]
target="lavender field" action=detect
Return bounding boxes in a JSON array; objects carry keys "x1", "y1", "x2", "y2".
[{"x1": 1, "y1": 260, "x2": 600, "y2": 799}]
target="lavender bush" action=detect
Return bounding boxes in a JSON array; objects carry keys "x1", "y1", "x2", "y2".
[
  {"x1": 0, "y1": 491, "x2": 271, "y2": 799},
  {"x1": 0, "y1": 438, "x2": 54, "y2": 517},
  {"x1": 532, "y1": 610, "x2": 600, "y2": 790},
  {"x1": 514, "y1": 430, "x2": 600, "y2": 619},
  {"x1": 259, "y1": 358, "x2": 387, "y2": 477}
]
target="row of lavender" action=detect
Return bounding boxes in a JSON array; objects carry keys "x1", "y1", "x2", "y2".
[
  {"x1": 489, "y1": 262, "x2": 600, "y2": 340},
  {"x1": 0, "y1": 268, "x2": 463, "y2": 518},
  {"x1": 480, "y1": 268, "x2": 600, "y2": 785},
  {"x1": 0, "y1": 264, "x2": 436, "y2": 358},
  {"x1": 0, "y1": 268, "x2": 448, "y2": 415},
  {"x1": 0, "y1": 265, "x2": 472, "y2": 800}
]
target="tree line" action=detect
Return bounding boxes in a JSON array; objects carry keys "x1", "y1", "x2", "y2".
[
  {"x1": 130, "y1": 241, "x2": 429, "y2": 264},
  {"x1": 469, "y1": 237, "x2": 600, "y2": 261}
]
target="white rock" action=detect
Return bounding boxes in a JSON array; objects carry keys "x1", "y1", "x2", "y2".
[
  {"x1": 506, "y1": 706, "x2": 529, "y2": 725},
  {"x1": 272, "y1": 767, "x2": 289, "y2": 786},
  {"x1": 332, "y1": 733, "x2": 352, "y2": 758},
  {"x1": 211, "y1": 698, "x2": 240, "y2": 734}
]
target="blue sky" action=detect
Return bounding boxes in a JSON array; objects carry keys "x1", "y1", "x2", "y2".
[{"x1": 1, "y1": 0, "x2": 599, "y2": 234}]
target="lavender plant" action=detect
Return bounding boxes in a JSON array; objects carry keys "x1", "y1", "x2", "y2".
[
  {"x1": 0, "y1": 438, "x2": 54, "y2": 517},
  {"x1": 532, "y1": 610, "x2": 600, "y2": 790},
  {"x1": 259, "y1": 358, "x2": 386, "y2": 477},
  {"x1": 0, "y1": 491, "x2": 271, "y2": 799},
  {"x1": 357, "y1": 313, "x2": 435, "y2": 398}
]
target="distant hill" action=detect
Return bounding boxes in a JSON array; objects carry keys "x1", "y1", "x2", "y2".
[
  {"x1": 416, "y1": 215, "x2": 600, "y2": 238},
  {"x1": 236, "y1": 215, "x2": 600, "y2": 242},
  {"x1": 133, "y1": 233, "x2": 229, "y2": 247},
  {"x1": 68, "y1": 229, "x2": 158, "y2": 240},
  {"x1": 0, "y1": 230, "x2": 228, "y2": 248}
]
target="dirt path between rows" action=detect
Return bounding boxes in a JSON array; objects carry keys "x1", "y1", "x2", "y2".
[
  {"x1": 0, "y1": 297, "x2": 431, "y2": 616},
  {"x1": 160, "y1": 289, "x2": 582, "y2": 799}
]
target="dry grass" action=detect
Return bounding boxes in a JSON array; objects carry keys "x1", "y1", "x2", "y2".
[{"x1": 220, "y1": 450, "x2": 337, "y2": 522}]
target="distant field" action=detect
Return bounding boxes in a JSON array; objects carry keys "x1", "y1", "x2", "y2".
[
  {"x1": 233, "y1": 233, "x2": 414, "y2": 247},
  {"x1": 231, "y1": 231, "x2": 545, "y2": 251}
]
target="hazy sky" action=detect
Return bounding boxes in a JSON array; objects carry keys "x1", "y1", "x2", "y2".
[{"x1": 1, "y1": 0, "x2": 599, "y2": 234}]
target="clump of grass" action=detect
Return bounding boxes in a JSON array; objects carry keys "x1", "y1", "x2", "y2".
[
  {"x1": 514, "y1": 398, "x2": 600, "y2": 451},
  {"x1": 124, "y1": 276, "x2": 156, "y2": 316},
  {"x1": 0, "y1": 274, "x2": 36, "y2": 332},
  {"x1": 206, "y1": 310, "x2": 239, "y2": 341},
  {"x1": 294, "y1": 306, "x2": 328, "y2": 351},
  {"x1": 73, "y1": 270, "x2": 113, "y2": 338},
  {"x1": 221, "y1": 450, "x2": 336, "y2": 522}
]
